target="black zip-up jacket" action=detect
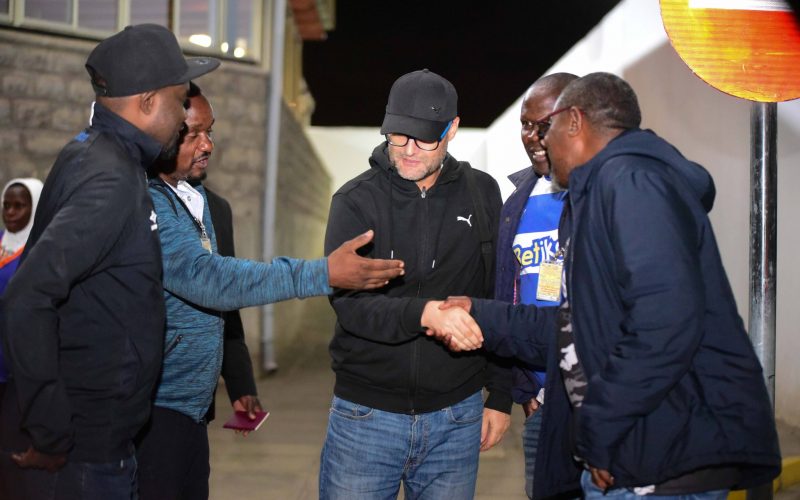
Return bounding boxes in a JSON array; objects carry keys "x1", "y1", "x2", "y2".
[
  {"x1": 324, "y1": 144, "x2": 512, "y2": 414},
  {"x1": 0, "y1": 103, "x2": 166, "y2": 462}
]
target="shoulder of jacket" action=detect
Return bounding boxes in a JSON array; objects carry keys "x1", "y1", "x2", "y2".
[
  {"x1": 334, "y1": 168, "x2": 381, "y2": 197},
  {"x1": 472, "y1": 168, "x2": 500, "y2": 187},
  {"x1": 148, "y1": 182, "x2": 180, "y2": 214}
]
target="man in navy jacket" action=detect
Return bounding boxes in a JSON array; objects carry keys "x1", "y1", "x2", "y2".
[{"x1": 443, "y1": 73, "x2": 781, "y2": 499}]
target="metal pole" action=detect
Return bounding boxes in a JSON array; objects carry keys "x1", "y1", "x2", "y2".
[
  {"x1": 260, "y1": 0, "x2": 286, "y2": 374},
  {"x1": 746, "y1": 101, "x2": 777, "y2": 500}
]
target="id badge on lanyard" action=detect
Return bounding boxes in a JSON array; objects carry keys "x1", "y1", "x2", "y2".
[
  {"x1": 200, "y1": 233, "x2": 212, "y2": 253},
  {"x1": 536, "y1": 246, "x2": 565, "y2": 302}
]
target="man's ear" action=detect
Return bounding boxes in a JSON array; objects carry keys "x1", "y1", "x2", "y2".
[
  {"x1": 139, "y1": 90, "x2": 159, "y2": 115},
  {"x1": 566, "y1": 107, "x2": 582, "y2": 137},
  {"x1": 445, "y1": 116, "x2": 460, "y2": 141}
]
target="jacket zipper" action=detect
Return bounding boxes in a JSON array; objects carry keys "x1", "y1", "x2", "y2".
[
  {"x1": 165, "y1": 334, "x2": 183, "y2": 356},
  {"x1": 409, "y1": 186, "x2": 432, "y2": 413}
]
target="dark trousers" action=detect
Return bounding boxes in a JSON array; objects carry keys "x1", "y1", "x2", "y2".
[
  {"x1": 0, "y1": 381, "x2": 138, "y2": 500},
  {"x1": 136, "y1": 406, "x2": 210, "y2": 500},
  {"x1": 0, "y1": 450, "x2": 137, "y2": 500}
]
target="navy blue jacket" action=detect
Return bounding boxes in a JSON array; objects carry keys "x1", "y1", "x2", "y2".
[
  {"x1": 495, "y1": 167, "x2": 544, "y2": 401},
  {"x1": 0, "y1": 104, "x2": 166, "y2": 462},
  {"x1": 494, "y1": 167, "x2": 582, "y2": 499},
  {"x1": 474, "y1": 129, "x2": 781, "y2": 492}
]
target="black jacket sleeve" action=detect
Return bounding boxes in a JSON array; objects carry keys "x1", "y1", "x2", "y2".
[
  {"x1": 205, "y1": 188, "x2": 257, "y2": 404},
  {"x1": 325, "y1": 193, "x2": 428, "y2": 344},
  {"x1": 1, "y1": 163, "x2": 134, "y2": 455},
  {"x1": 473, "y1": 171, "x2": 513, "y2": 413}
]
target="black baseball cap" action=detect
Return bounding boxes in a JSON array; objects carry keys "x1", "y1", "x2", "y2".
[
  {"x1": 380, "y1": 69, "x2": 458, "y2": 142},
  {"x1": 85, "y1": 24, "x2": 220, "y2": 97}
]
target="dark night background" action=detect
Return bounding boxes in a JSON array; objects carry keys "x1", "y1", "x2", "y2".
[{"x1": 303, "y1": 1, "x2": 622, "y2": 127}]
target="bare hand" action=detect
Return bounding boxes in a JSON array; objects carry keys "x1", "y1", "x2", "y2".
[
  {"x1": 328, "y1": 230, "x2": 404, "y2": 290},
  {"x1": 438, "y1": 296, "x2": 472, "y2": 314},
  {"x1": 422, "y1": 301, "x2": 483, "y2": 351},
  {"x1": 480, "y1": 408, "x2": 511, "y2": 451},
  {"x1": 232, "y1": 395, "x2": 263, "y2": 437},
  {"x1": 590, "y1": 467, "x2": 614, "y2": 490},
  {"x1": 11, "y1": 446, "x2": 66, "y2": 472},
  {"x1": 522, "y1": 398, "x2": 540, "y2": 418}
]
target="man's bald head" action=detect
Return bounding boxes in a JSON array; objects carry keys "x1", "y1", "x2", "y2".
[{"x1": 520, "y1": 72, "x2": 578, "y2": 176}]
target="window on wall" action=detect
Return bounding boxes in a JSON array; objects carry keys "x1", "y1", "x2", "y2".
[
  {"x1": 25, "y1": 0, "x2": 71, "y2": 24},
  {"x1": 130, "y1": 1, "x2": 169, "y2": 26},
  {"x1": 78, "y1": 0, "x2": 118, "y2": 31},
  {"x1": 176, "y1": 0, "x2": 257, "y2": 59},
  {"x1": 2, "y1": 0, "x2": 261, "y2": 61}
]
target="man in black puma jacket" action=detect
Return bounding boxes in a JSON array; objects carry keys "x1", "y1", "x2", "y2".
[{"x1": 320, "y1": 69, "x2": 511, "y2": 499}]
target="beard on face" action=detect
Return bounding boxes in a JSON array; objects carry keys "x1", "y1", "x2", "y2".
[
  {"x1": 552, "y1": 176, "x2": 567, "y2": 192},
  {"x1": 158, "y1": 122, "x2": 188, "y2": 162},
  {"x1": 388, "y1": 145, "x2": 447, "y2": 183},
  {"x1": 157, "y1": 142, "x2": 179, "y2": 162},
  {"x1": 188, "y1": 169, "x2": 208, "y2": 184}
]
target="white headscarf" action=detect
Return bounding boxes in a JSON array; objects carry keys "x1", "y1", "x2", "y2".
[{"x1": 1, "y1": 177, "x2": 44, "y2": 255}]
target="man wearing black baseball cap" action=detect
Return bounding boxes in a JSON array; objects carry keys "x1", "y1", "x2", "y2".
[
  {"x1": 320, "y1": 69, "x2": 512, "y2": 498},
  {"x1": 0, "y1": 24, "x2": 218, "y2": 499}
]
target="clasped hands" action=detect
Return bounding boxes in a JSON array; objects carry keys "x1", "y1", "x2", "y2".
[{"x1": 421, "y1": 296, "x2": 482, "y2": 352}]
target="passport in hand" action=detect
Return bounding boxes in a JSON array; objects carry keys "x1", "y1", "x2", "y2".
[{"x1": 222, "y1": 410, "x2": 270, "y2": 432}]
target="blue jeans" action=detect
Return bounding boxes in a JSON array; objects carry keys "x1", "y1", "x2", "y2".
[
  {"x1": 0, "y1": 451, "x2": 138, "y2": 500},
  {"x1": 319, "y1": 392, "x2": 483, "y2": 500},
  {"x1": 522, "y1": 407, "x2": 542, "y2": 499},
  {"x1": 581, "y1": 471, "x2": 728, "y2": 500}
]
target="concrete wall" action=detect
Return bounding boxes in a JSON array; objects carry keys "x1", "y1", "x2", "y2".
[
  {"x1": 0, "y1": 28, "x2": 333, "y2": 374},
  {"x1": 482, "y1": 0, "x2": 800, "y2": 427}
]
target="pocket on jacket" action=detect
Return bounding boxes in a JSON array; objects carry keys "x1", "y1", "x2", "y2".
[{"x1": 164, "y1": 334, "x2": 184, "y2": 357}]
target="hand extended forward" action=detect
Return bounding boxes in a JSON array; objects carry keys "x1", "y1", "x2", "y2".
[
  {"x1": 328, "y1": 230, "x2": 405, "y2": 290},
  {"x1": 422, "y1": 300, "x2": 482, "y2": 351}
]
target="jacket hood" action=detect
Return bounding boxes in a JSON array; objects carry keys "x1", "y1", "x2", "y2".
[{"x1": 574, "y1": 129, "x2": 716, "y2": 213}]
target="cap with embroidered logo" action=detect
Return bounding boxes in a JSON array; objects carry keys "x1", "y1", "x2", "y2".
[
  {"x1": 85, "y1": 24, "x2": 220, "y2": 97},
  {"x1": 380, "y1": 69, "x2": 458, "y2": 143}
]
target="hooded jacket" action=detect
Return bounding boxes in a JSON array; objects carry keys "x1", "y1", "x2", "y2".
[
  {"x1": 324, "y1": 144, "x2": 512, "y2": 415},
  {"x1": 473, "y1": 129, "x2": 781, "y2": 494}
]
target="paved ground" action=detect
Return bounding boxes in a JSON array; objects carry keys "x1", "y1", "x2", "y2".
[{"x1": 209, "y1": 363, "x2": 800, "y2": 500}]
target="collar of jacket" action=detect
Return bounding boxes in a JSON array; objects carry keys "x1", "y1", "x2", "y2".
[
  {"x1": 508, "y1": 166, "x2": 539, "y2": 190},
  {"x1": 566, "y1": 128, "x2": 640, "y2": 200},
  {"x1": 567, "y1": 128, "x2": 715, "y2": 212},
  {"x1": 90, "y1": 102, "x2": 163, "y2": 168},
  {"x1": 368, "y1": 142, "x2": 463, "y2": 194}
]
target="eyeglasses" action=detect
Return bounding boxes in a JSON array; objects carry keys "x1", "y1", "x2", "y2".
[
  {"x1": 386, "y1": 121, "x2": 453, "y2": 151},
  {"x1": 529, "y1": 107, "x2": 570, "y2": 140}
]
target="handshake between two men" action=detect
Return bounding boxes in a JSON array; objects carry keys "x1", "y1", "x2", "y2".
[{"x1": 421, "y1": 296, "x2": 482, "y2": 352}]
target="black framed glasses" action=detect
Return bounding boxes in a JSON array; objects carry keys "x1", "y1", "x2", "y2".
[
  {"x1": 386, "y1": 121, "x2": 453, "y2": 151},
  {"x1": 531, "y1": 107, "x2": 571, "y2": 140}
]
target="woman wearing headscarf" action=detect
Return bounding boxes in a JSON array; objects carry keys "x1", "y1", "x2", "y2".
[{"x1": 0, "y1": 177, "x2": 43, "y2": 406}]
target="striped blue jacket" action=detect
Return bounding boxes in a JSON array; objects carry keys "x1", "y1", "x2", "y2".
[{"x1": 149, "y1": 180, "x2": 332, "y2": 421}]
